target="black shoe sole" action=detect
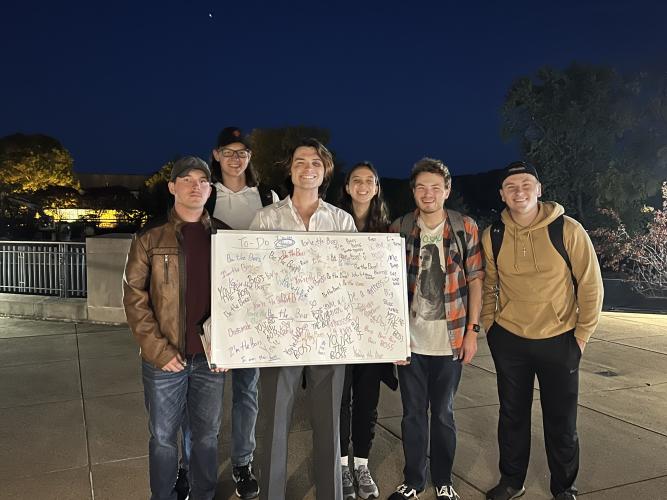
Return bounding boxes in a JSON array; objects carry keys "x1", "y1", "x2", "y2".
[
  {"x1": 235, "y1": 488, "x2": 260, "y2": 500},
  {"x1": 486, "y1": 486, "x2": 526, "y2": 500}
]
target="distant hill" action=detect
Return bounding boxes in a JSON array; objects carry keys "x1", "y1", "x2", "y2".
[{"x1": 453, "y1": 168, "x2": 505, "y2": 217}]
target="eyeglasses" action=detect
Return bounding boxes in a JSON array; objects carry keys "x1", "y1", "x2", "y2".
[{"x1": 219, "y1": 148, "x2": 250, "y2": 159}]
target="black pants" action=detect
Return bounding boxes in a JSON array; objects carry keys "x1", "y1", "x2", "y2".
[
  {"x1": 397, "y1": 353, "x2": 462, "y2": 491},
  {"x1": 340, "y1": 363, "x2": 383, "y2": 459},
  {"x1": 487, "y1": 323, "x2": 581, "y2": 497}
]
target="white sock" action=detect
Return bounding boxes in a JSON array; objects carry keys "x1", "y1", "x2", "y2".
[
  {"x1": 354, "y1": 457, "x2": 368, "y2": 468},
  {"x1": 341, "y1": 456, "x2": 349, "y2": 466}
]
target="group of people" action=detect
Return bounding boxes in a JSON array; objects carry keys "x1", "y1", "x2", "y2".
[{"x1": 123, "y1": 128, "x2": 604, "y2": 500}]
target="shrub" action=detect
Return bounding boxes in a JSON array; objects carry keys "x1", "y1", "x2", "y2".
[{"x1": 592, "y1": 182, "x2": 667, "y2": 298}]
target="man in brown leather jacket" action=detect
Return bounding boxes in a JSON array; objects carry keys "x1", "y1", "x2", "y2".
[{"x1": 123, "y1": 156, "x2": 228, "y2": 500}]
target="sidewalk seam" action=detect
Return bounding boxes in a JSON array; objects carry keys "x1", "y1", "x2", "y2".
[{"x1": 75, "y1": 324, "x2": 96, "y2": 500}]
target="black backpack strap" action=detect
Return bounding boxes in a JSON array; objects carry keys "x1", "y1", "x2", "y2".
[
  {"x1": 257, "y1": 183, "x2": 275, "y2": 207},
  {"x1": 547, "y1": 215, "x2": 578, "y2": 295},
  {"x1": 489, "y1": 215, "x2": 576, "y2": 296},
  {"x1": 204, "y1": 188, "x2": 216, "y2": 215},
  {"x1": 447, "y1": 209, "x2": 468, "y2": 272},
  {"x1": 490, "y1": 219, "x2": 505, "y2": 267}
]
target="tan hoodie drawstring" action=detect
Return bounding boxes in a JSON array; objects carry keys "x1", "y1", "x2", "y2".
[
  {"x1": 514, "y1": 228, "x2": 541, "y2": 272},
  {"x1": 528, "y1": 230, "x2": 541, "y2": 272},
  {"x1": 503, "y1": 202, "x2": 561, "y2": 274},
  {"x1": 513, "y1": 226, "x2": 520, "y2": 272}
]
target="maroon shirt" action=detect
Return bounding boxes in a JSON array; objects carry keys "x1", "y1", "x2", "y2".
[{"x1": 181, "y1": 222, "x2": 211, "y2": 355}]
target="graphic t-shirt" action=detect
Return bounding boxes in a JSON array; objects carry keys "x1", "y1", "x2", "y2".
[{"x1": 409, "y1": 217, "x2": 453, "y2": 356}]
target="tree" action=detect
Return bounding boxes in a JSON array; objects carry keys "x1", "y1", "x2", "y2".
[
  {"x1": 80, "y1": 186, "x2": 145, "y2": 228},
  {"x1": 249, "y1": 126, "x2": 335, "y2": 191},
  {"x1": 502, "y1": 63, "x2": 666, "y2": 225},
  {"x1": 34, "y1": 185, "x2": 81, "y2": 217},
  {"x1": 0, "y1": 133, "x2": 79, "y2": 193},
  {"x1": 141, "y1": 161, "x2": 174, "y2": 219},
  {"x1": 145, "y1": 161, "x2": 173, "y2": 189}
]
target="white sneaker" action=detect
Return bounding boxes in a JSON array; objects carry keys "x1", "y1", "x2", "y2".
[
  {"x1": 435, "y1": 484, "x2": 460, "y2": 499},
  {"x1": 354, "y1": 464, "x2": 379, "y2": 499},
  {"x1": 342, "y1": 465, "x2": 355, "y2": 500},
  {"x1": 388, "y1": 483, "x2": 420, "y2": 499}
]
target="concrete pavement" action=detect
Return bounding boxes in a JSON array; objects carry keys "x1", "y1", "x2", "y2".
[{"x1": 1, "y1": 312, "x2": 666, "y2": 499}]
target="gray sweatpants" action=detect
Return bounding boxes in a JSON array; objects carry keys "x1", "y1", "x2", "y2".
[{"x1": 259, "y1": 364, "x2": 345, "y2": 500}]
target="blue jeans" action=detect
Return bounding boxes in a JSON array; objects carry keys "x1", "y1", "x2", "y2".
[
  {"x1": 231, "y1": 367, "x2": 259, "y2": 466},
  {"x1": 397, "y1": 353, "x2": 462, "y2": 490},
  {"x1": 142, "y1": 355, "x2": 225, "y2": 500},
  {"x1": 179, "y1": 367, "x2": 258, "y2": 469}
]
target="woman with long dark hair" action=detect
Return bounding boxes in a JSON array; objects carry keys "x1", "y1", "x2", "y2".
[
  {"x1": 336, "y1": 161, "x2": 398, "y2": 500},
  {"x1": 338, "y1": 161, "x2": 391, "y2": 233}
]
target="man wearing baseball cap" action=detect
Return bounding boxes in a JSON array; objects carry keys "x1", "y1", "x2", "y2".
[
  {"x1": 124, "y1": 156, "x2": 230, "y2": 500},
  {"x1": 206, "y1": 126, "x2": 279, "y2": 229},
  {"x1": 481, "y1": 161, "x2": 603, "y2": 500}
]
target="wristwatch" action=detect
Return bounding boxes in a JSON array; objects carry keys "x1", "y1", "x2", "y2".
[{"x1": 466, "y1": 323, "x2": 481, "y2": 333}]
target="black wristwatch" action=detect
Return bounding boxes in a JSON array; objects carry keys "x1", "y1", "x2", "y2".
[{"x1": 466, "y1": 323, "x2": 481, "y2": 333}]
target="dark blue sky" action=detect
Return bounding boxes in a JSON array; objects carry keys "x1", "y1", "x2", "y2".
[{"x1": 2, "y1": 0, "x2": 666, "y2": 179}]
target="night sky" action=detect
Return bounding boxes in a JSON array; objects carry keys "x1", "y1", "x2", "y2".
[{"x1": 2, "y1": 0, "x2": 666, "y2": 179}]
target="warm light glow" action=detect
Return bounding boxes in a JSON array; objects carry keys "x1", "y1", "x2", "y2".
[{"x1": 42, "y1": 208, "x2": 125, "y2": 228}]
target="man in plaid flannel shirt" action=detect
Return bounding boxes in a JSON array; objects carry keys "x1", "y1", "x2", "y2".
[{"x1": 387, "y1": 158, "x2": 484, "y2": 500}]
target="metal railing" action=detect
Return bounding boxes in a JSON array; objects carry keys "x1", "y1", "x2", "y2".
[{"x1": 0, "y1": 241, "x2": 87, "y2": 298}]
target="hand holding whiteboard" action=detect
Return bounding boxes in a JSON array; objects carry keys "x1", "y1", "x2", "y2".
[{"x1": 210, "y1": 231, "x2": 411, "y2": 368}]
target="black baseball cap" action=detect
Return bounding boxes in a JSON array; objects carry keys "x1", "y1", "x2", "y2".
[
  {"x1": 170, "y1": 156, "x2": 211, "y2": 182},
  {"x1": 499, "y1": 161, "x2": 539, "y2": 187},
  {"x1": 216, "y1": 126, "x2": 251, "y2": 149}
]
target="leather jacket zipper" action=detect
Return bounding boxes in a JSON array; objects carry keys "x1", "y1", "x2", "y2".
[{"x1": 164, "y1": 255, "x2": 169, "y2": 284}]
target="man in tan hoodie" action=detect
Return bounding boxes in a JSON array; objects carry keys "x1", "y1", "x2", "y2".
[{"x1": 481, "y1": 162, "x2": 603, "y2": 500}]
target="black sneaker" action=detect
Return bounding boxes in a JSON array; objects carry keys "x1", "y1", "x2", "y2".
[
  {"x1": 486, "y1": 483, "x2": 526, "y2": 500},
  {"x1": 435, "y1": 484, "x2": 460, "y2": 499},
  {"x1": 387, "y1": 483, "x2": 421, "y2": 499},
  {"x1": 174, "y1": 467, "x2": 189, "y2": 500},
  {"x1": 232, "y1": 462, "x2": 259, "y2": 499},
  {"x1": 554, "y1": 492, "x2": 576, "y2": 500}
]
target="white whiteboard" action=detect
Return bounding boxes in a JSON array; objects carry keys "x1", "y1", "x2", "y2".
[{"x1": 210, "y1": 231, "x2": 410, "y2": 368}]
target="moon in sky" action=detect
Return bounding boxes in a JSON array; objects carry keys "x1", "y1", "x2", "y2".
[{"x1": 208, "y1": 13, "x2": 213, "y2": 19}]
